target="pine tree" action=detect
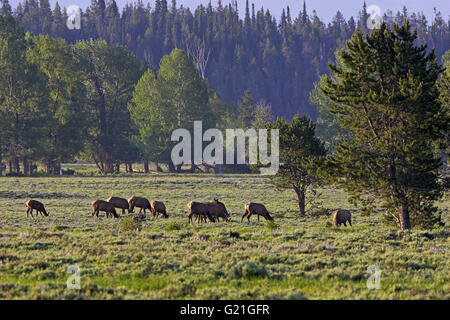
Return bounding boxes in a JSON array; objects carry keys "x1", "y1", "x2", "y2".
[
  {"x1": 321, "y1": 21, "x2": 449, "y2": 229},
  {"x1": 267, "y1": 114, "x2": 326, "y2": 216},
  {"x1": 237, "y1": 91, "x2": 256, "y2": 128},
  {"x1": 0, "y1": 0, "x2": 12, "y2": 15}
]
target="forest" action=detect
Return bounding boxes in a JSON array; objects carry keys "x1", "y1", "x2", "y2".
[
  {"x1": 0, "y1": 0, "x2": 449, "y2": 175},
  {"x1": 1, "y1": 0, "x2": 449, "y2": 120}
]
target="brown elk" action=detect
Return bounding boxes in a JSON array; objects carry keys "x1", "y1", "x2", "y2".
[
  {"x1": 107, "y1": 196, "x2": 130, "y2": 214},
  {"x1": 187, "y1": 201, "x2": 215, "y2": 224},
  {"x1": 242, "y1": 203, "x2": 273, "y2": 222},
  {"x1": 26, "y1": 200, "x2": 48, "y2": 217},
  {"x1": 333, "y1": 209, "x2": 352, "y2": 227},
  {"x1": 150, "y1": 200, "x2": 168, "y2": 218},
  {"x1": 207, "y1": 199, "x2": 229, "y2": 222},
  {"x1": 92, "y1": 200, "x2": 119, "y2": 218},
  {"x1": 128, "y1": 196, "x2": 151, "y2": 214}
]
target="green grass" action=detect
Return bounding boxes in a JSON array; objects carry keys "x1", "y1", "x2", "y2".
[{"x1": 0, "y1": 173, "x2": 448, "y2": 299}]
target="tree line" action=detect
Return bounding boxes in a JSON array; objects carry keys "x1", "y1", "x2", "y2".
[
  {"x1": 0, "y1": 0, "x2": 449, "y2": 120},
  {"x1": 0, "y1": 15, "x2": 273, "y2": 175}
]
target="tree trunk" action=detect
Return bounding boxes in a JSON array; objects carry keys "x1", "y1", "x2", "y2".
[
  {"x1": 13, "y1": 156, "x2": 20, "y2": 174},
  {"x1": 398, "y1": 205, "x2": 411, "y2": 230},
  {"x1": 45, "y1": 161, "x2": 51, "y2": 175},
  {"x1": 143, "y1": 161, "x2": 149, "y2": 173},
  {"x1": 294, "y1": 186, "x2": 306, "y2": 217},
  {"x1": 29, "y1": 161, "x2": 34, "y2": 175},
  {"x1": 23, "y1": 157, "x2": 28, "y2": 176},
  {"x1": 128, "y1": 163, "x2": 133, "y2": 173},
  {"x1": 54, "y1": 162, "x2": 61, "y2": 174},
  {"x1": 9, "y1": 161, "x2": 12, "y2": 174},
  {"x1": 14, "y1": 113, "x2": 20, "y2": 174}
]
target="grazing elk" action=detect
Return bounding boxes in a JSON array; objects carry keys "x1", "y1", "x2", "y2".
[
  {"x1": 333, "y1": 209, "x2": 352, "y2": 227},
  {"x1": 150, "y1": 200, "x2": 168, "y2": 218},
  {"x1": 107, "y1": 196, "x2": 130, "y2": 214},
  {"x1": 187, "y1": 201, "x2": 214, "y2": 224},
  {"x1": 128, "y1": 196, "x2": 151, "y2": 214},
  {"x1": 92, "y1": 200, "x2": 119, "y2": 218},
  {"x1": 207, "y1": 199, "x2": 230, "y2": 222},
  {"x1": 242, "y1": 203, "x2": 274, "y2": 222},
  {"x1": 26, "y1": 200, "x2": 49, "y2": 217}
]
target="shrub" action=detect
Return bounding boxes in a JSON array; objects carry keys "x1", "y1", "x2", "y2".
[
  {"x1": 266, "y1": 220, "x2": 279, "y2": 231},
  {"x1": 229, "y1": 261, "x2": 268, "y2": 279},
  {"x1": 229, "y1": 231, "x2": 240, "y2": 238},
  {"x1": 166, "y1": 222, "x2": 182, "y2": 231},
  {"x1": 119, "y1": 217, "x2": 142, "y2": 233}
]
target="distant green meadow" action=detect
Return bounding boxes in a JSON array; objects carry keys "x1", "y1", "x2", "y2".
[{"x1": 0, "y1": 173, "x2": 448, "y2": 299}]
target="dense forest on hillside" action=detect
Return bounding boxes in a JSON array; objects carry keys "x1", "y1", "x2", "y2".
[{"x1": 1, "y1": 0, "x2": 449, "y2": 119}]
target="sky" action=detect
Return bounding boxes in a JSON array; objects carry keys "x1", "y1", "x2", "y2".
[{"x1": 6, "y1": 0, "x2": 450, "y2": 24}]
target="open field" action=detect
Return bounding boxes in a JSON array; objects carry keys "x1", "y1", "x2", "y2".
[{"x1": 0, "y1": 173, "x2": 448, "y2": 299}]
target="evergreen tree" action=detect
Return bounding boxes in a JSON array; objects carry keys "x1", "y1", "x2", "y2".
[
  {"x1": 0, "y1": 0, "x2": 12, "y2": 15},
  {"x1": 267, "y1": 114, "x2": 326, "y2": 216},
  {"x1": 321, "y1": 22, "x2": 449, "y2": 229},
  {"x1": 237, "y1": 90, "x2": 256, "y2": 128}
]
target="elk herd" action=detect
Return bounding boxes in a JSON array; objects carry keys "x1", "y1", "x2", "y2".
[
  {"x1": 25, "y1": 198, "x2": 352, "y2": 226},
  {"x1": 25, "y1": 197, "x2": 276, "y2": 224}
]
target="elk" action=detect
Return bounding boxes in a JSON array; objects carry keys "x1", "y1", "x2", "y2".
[
  {"x1": 128, "y1": 196, "x2": 151, "y2": 214},
  {"x1": 150, "y1": 200, "x2": 168, "y2": 218},
  {"x1": 242, "y1": 203, "x2": 274, "y2": 222},
  {"x1": 92, "y1": 200, "x2": 119, "y2": 218},
  {"x1": 26, "y1": 200, "x2": 48, "y2": 217},
  {"x1": 207, "y1": 199, "x2": 230, "y2": 222},
  {"x1": 187, "y1": 201, "x2": 214, "y2": 224},
  {"x1": 107, "y1": 196, "x2": 130, "y2": 214},
  {"x1": 333, "y1": 209, "x2": 352, "y2": 227}
]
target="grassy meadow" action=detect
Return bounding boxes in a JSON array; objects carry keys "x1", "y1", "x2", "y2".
[{"x1": 0, "y1": 172, "x2": 448, "y2": 299}]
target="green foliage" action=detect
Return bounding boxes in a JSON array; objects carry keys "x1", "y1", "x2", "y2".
[
  {"x1": 165, "y1": 222, "x2": 182, "y2": 232},
  {"x1": 26, "y1": 34, "x2": 87, "y2": 173},
  {"x1": 228, "y1": 231, "x2": 240, "y2": 238},
  {"x1": 74, "y1": 39, "x2": 144, "y2": 174},
  {"x1": 229, "y1": 261, "x2": 268, "y2": 279},
  {"x1": 266, "y1": 114, "x2": 326, "y2": 216},
  {"x1": 119, "y1": 216, "x2": 142, "y2": 233},
  {"x1": 321, "y1": 21, "x2": 449, "y2": 230},
  {"x1": 0, "y1": 16, "x2": 49, "y2": 175},
  {"x1": 265, "y1": 220, "x2": 279, "y2": 231},
  {"x1": 310, "y1": 72, "x2": 347, "y2": 153},
  {"x1": 129, "y1": 49, "x2": 219, "y2": 170},
  {"x1": 238, "y1": 91, "x2": 256, "y2": 128}
]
